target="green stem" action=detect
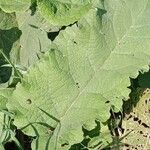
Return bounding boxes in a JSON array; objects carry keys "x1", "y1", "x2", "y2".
[{"x1": 0, "y1": 49, "x2": 22, "y2": 80}]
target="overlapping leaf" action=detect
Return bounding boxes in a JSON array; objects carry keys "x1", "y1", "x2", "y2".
[
  {"x1": 0, "y1": 9, "x2": 21, "y2": 86},
  {"x1": 4, "y1": 0, "x2": 150, "y2": 149},
  {"x1": 16, "y1": 10, "x2": 51, "y2": 67},
  {"x1": 0, "y1": 0, "x2": 31, "y2": 13},
  {"x1": 139, "y1": 71, "x2": 150, "y2": 88},
  {"x1": 37, "y1": 0, "x2": 93, "y2": 26},
  {"x1": 0, "y1": 9, "x2": 17, "y2": 30}
]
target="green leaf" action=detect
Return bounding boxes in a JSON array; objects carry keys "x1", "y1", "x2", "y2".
[
  {"x1": 0, "y1": 10, "x2": 21, "y2": 86},
  {"x1": 37, "y1": 0, "x2": 92, "y2": 26},
  {"x1": 0, "y1": 88, "x2": 13, "y2": 110},
  {"x1": 16, "y1": 10, "x2": 51, "y2": 67},
  {"x1": 0, "y1": 0, "x2": 31, "y2": 13},
  {"x1": 0, "y1": 28, "x2": 21, "y2": 85},
  {"x1": 5, "y1": 0, "x2": 150, "y2": 149},
  {"x1": 0, "y1": 9, "x2": 19, "y2": 56},
  {"x1": 0, "y1": 28, "x2": 21, "y2": 61},
  {"x1": 7, "y1": 50, "x2": 111, "y2": 149},
  {"x1": 0, "y1": 88, "x2": 14, "y2": 145},
  {"x1": 0, "y1": 9, "x2": 17, "y2": 30},
  {"x1": 87, "y1": 124, "x2": 112, "y2": 149}
]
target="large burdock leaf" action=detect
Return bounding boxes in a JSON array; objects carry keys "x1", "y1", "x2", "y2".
[
  {"x1": 7, "y1": 50, "x2": 111, "y2": 149},
  {"x1": 6, "y1": 0, "x2": 150, "y2": 149},
  {"x1": 16, "y1": 10, "x2": 51, "y2": 67},
  {"x1": 0, "y1": 0, "x2": 31, "y2": 13},
  {"x1": 0, "y1": 88, "x2": 13, "y2": 110},
  {"x1": 37, "y1": 0, "x2": 93, "y2": 26}
]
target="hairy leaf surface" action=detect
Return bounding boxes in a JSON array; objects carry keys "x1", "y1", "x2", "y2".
[
  {"x1": 0, "y1": 0, "x2": 31, "y2": 13},
  {"x1": 37, "y1": 0, "x2": 93, "y2": 26},
  {"x1": 16, "y1": 10, "x2": 51, "y2": 67},
  {"x1": 5, "y1": 0, "x2": 150, "y2": 149}
]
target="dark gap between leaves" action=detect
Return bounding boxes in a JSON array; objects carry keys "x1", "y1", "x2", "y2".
[{"x1": 47, "y1": 21, "x2": 78, "y2": 41}]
